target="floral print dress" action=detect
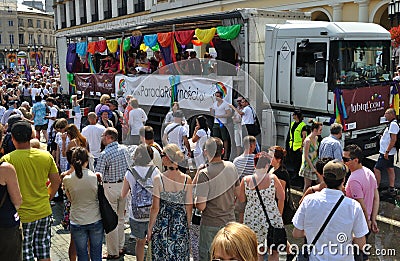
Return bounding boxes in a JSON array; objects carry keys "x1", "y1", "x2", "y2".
[
  {"x1": 151, "y1": 176, "x2": 190, "y2": 260},
  {"x1": 244, "y1": 177, "x2": 284, "y2": 244},
  {"x1": 299, "y1": 136, "x2": 319, "y2": 181}
]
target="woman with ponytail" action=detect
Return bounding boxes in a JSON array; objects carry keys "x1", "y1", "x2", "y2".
[{"x1": 63, "y1": 147, "x2": 103, "y2": 261}]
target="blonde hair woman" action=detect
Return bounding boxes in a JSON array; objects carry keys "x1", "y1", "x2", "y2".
[
  {"x1": 211, "y1": 222, "x2": 258, "y2": 261},
  {"x1": 95, "y1": 94, "x2": 110, "y2": 116}
]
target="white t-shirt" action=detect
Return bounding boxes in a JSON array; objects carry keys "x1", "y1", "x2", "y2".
[
  {"x1": 193, "y1": 129, "x2": 210, "y2": 156},
  {"x1": 241, "y1": 106, "x2": 254, "y2": 125},
  {"x1": 128, "y1": 108, "x2": 147, "y2": 135},
  {"x1": 125, "y1": 165, "x2": 160, "y2": 221},
  {"x1": 212, "y1": 100, "x2": 230, "y2": 124},
  {"x1": 31, "y1": 87, "x2": 40, "y2": 100},
  {"x1": 164, "y1": 123, "x2": 188, "y2": 153},
  {"x1": 82, "y1": 124, "x2": 106, "y2": 159},
  {"x1": 47, "y1": 106, "x2": 58, "y2": 133},
  {"x1": 379, "y1": 120, "x2": 399, "y2": 155},
  {"x1": 293, "y1": 188, "x2": 369, "y2": 261},
  {"x1": 117, "y1": 96, "x2": 126, "y2": 113}
]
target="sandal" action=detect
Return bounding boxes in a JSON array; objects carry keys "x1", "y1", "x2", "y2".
[
  {"x1": 119, "y1": 248, "x2": 126, "y2": 255},
  {"x1": 102, "y1": 254, "x2": 120, "y2": 260}
]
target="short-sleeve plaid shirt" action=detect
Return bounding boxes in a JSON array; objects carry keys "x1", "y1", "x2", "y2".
[{"x1": 95, "y1": 141, "x2": 133, "y2": 182}]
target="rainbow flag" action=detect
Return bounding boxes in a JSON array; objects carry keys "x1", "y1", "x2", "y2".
[
  {"x1": 215, "y1": 82, "x2": 227, "y2": 98},
  {"x1": 119, "y1": 39, "x2": 125, "y2": 74},
  {"x1": 391, "y1": 81, "x2": 399, "y2": 115},
  {"x1": 169, "y1": 75, "x2": 180, "y2": 107}
]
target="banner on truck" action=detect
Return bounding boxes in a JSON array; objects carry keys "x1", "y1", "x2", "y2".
[
  {"x1": 115, "y1": 74, "x2": 233, "y2": 111},
  {"x1": 75, "y1": 73, "x2": 115, "y2": 96},
  {"x1": 342, "y1": 84, "x2": 390, "y2": 131}
]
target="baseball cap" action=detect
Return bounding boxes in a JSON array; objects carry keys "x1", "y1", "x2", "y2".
[
  {"x1": 11, "y1": 121, "x2": 32, "y2": 142},
  {"x1": 7, "y1": 114, "x2": 23, "y2": 132},
  {"x1": 173, "y1": 110, "x2": 184, "y2": 118},
  {"x1": 21, "y1": 101, "x2": 30, "y2": 107},
  {"x1": 323, "y1": 160, "x2": 348, "y2": 180}
]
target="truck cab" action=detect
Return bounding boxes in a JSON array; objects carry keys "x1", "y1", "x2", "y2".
[{"x1": 264, "y1": 21, "x2": 391, "y2": 155}]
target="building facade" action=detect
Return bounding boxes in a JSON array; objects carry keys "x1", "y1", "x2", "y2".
[{"x1": 0, "y1": 0, "x2": 56, "y2": 68}]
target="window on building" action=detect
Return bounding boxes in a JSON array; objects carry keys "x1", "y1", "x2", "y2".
[
  {"x1": 8, "y1": 20, "x2": 13, "y2": 26},
  {"x1": 28, "y1": 19, "x2": 33, "y2": 27},
  {"x1": 28, "y1": 34, "x2": 33, "y2": 44},
  {"x1": 38, "y1": 35, "x2": 42, "y2": 44},
  {"x1": 44, "y1": 21, "x2": 47, "y2": 28},
  {"x1": 18, "y1": 18, "x2": 23, "y2": 26},
  {"x1": 0, "y1": 35, "x2": 2, "y2": 44},
  {"x1": 44, "y1": 35, "x2": 48, "y2": 45},
  {"x1": 19, "y1": 34, "x2": 24, "y2": 45},
  {"x1": 37, "y1": 20, "x2": 41, "y2": 28},
  {"x1": 9, "y1": 34, "x2": 14, "y2": 44}
]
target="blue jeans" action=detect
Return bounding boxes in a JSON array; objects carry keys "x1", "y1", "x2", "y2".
[{"x1": 70, "y1": 220, "x2": 103, "y2": 261}]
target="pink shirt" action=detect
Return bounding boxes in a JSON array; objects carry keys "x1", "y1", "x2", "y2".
[{"x1": 345, "y1": 166, "x2": 377, "y2": 220}]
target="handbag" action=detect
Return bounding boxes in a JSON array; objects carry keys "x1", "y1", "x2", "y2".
[
  {"x1": 253, "y1": 176, "x2": 287, "y2": 248},
  {"x1": 97, "y1": 180, "x2": 118, "y2": 234},
  {"x1": 297, "y1": 195, "x2": 345, "y2": 260},
  {"x1": 249, "y1": 106, "x2": 261, "y2": 136},
  {"x1": 282, "y1": 180, "x2": 297, "y2": 225}
]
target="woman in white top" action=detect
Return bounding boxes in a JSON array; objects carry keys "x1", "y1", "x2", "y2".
[
  {"x1": 191, "y1": 115, "x2": 210, "y2": 168},
  {"x1": 63, "y1": 147, "x2": 103, "y2": 261},
  {"x1": 128, "y1": 98, "x2": 147, "y2": 145}
]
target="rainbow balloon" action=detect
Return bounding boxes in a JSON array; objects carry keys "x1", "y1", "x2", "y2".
[{"x1": 215, "y1": 82, "x2": 227, "y2": 98}]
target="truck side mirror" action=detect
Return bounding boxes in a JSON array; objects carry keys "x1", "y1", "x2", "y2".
[{"x1": 315, "y1": 60, "x2": 326, "y2": 82}]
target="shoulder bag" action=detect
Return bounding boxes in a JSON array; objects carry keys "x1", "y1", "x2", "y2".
[
  {"x1": 281, "y1": 175, "x2": 297, "y2": 225},
  {"x1": 253, "y1": 176, "x2": 287, "y2": 248},
  {"x1": 297, "y1": 194, "x2": 345, "y2": 261},
  {"x1": 97, "y1": 179, "x2": 118, "y2": 234}
]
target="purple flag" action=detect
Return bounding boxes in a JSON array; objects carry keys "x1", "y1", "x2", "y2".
[
  {"x1": 36, "y1": 52, "x2": 41, "y2": 71},
  {"x1": 50, "y1": 63, "x2": 54, "y2": 76},
  {"x1": 24, "y1": 63, "x2": 31, "y2": 81}
]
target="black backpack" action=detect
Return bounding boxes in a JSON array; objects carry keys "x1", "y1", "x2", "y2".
[
  {"x1": 54, "y1": 105, "x2": 67, "y2": 119},
  {"x1": 2, "y1": 133, "x2": 15, "y2": 155}
]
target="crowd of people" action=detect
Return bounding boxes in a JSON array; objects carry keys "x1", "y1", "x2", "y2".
[{"x1": 0, "y1": 65, "x2": 395, "y2": 261}]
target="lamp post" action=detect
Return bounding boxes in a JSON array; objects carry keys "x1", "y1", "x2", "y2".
[
  {"x1": 389, "y1": 0, "x2": 395, "y2": 27},
  {"x1": 27, "y1": 43, "x2": 43, "y2": 67},
  {"x1": 4, "y1": 44, "x2": 19, "y2": 68}
]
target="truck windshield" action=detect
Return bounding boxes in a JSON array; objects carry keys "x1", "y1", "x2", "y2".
[{"x1": 330, "y1": 40, "x2": 391, "y2": 88}]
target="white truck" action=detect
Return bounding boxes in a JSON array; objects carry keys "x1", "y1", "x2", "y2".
[{"x1": 58, "y1": 8, "x2": 392, "y2": 155}]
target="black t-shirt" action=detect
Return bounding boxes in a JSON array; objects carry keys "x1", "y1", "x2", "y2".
[{"x1": 271, "y1": 165, "x2": 291, "y2": 190}]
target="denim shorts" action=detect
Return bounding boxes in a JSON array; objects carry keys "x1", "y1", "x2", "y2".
[
  {"x1": 374, "y1": 153, "x2": 394, "y2": 171},
  {"x1": 129, "y1": 219, "x2": 148, "y2": 239}
]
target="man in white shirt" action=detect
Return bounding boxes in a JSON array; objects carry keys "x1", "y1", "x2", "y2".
[
  {"x1": 163, "y1": 110, "x2": 191, "y2": 158},
  {"x1": 374, "y1": 108, "x2": 398, "y2": 197},
  {"x1": 293, "y1": 160, "x2": 369, "y2": 261},
  {"x1": 210, "y1": 91, "x2": 231, "y2": 159},
  {"x1": 82, "y1": 112, "x2": 106, "y2": 167},
  {"x1": 45, "y1": 97, "x2": 58, "y2": 136}
]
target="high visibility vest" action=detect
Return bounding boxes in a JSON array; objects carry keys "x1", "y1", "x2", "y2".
[{"x1": 289, "y1": 121, "x2": 306, "y2": 151}]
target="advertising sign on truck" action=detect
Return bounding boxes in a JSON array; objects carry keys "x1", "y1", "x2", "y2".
[
  {"x1": 342, "y1": 85, "x2": 390, "y2": 131},
  {"x1": 115, "y1": 75, "x2": 233, "y2": 112}
]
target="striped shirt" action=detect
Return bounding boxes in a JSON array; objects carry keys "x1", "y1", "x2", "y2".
[
  {"x1": 233, "y1": 154, "x2": 255, "y2": 179},
  {"x1": 95, "y1": 142, "x2": 133, "y2": 183}
]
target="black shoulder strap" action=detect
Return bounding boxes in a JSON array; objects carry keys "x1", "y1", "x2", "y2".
[
  {"x1": 310, "y1": 195, "x2": 344, "y2": 245},
  {"x1": 253, "y1": 176, "x2": 272, "y2": 227},
  {"x1": 167, "y1": 123, "x2": 180, "y2": 136}
]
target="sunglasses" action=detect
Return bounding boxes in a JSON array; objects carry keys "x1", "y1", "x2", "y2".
[{"x1": 342, "y1": 157, "x2": 354, "y2": 163}]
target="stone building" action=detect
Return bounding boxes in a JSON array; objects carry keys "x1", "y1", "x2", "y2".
[{"x1": 0, "y1": 0, "x2": 56, "y2": 68}]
